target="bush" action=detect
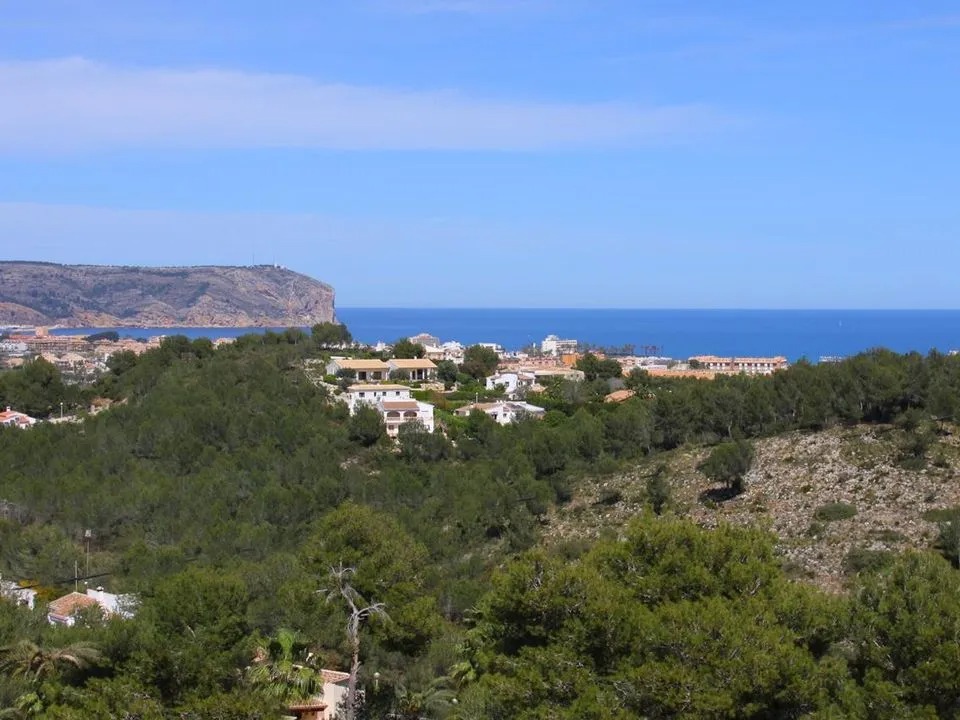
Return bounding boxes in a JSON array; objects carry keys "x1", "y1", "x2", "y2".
[
  {"x1": 814, "y1": 502, "x2": 857, "y2": 522},
  {"x1": 843, "y1": 547, "x2": 894, "y2": 575}
]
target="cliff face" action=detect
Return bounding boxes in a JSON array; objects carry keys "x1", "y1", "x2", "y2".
[{"x1": 0, "y1": 262, "x2": 336, "y2": 328}]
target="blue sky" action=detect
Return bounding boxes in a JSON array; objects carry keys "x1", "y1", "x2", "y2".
[{"x1": 0, "y1": 0, "x2": 958, "y2": 308}]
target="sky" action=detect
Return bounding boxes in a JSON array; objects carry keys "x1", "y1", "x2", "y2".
[{"x1": 0, "y1": 0, "x2": 958, "y2": 308}]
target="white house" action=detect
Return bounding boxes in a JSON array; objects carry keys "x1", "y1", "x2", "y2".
[
  {"x1": 541, "y1": 335, "x2": 578, "y2": 356},
  {"x1": 0, "y1": 580, "x2": 37, "y2": 609},
  {"x1": 0, "y1": 407, "x2": 37, "y2": 429},
  {"x1": 346, "y1": 384, "x2": 435, "y2": 438},
  {"x1": 325, "y1": 357, "x2": 391, "y2": 382},
  {"x1": 485, "y1": 372, "x2": 536, "y2": 399},
  {"x1": 387, "y1": 358, "x2": 437, "y2": 381},
  {"x1": 455, "y1": 401, "x2": 546, "y2": 425},
  {"x1": 441, "y1": 341, "x2": 465, "y2": 363}
]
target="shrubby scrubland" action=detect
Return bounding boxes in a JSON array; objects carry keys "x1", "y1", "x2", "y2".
[{"x1": 1, "y1": 333, "x2": 960, "y2": 717}]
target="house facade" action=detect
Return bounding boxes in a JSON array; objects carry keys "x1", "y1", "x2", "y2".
[
  {"x1": 541, "y1": 335, "x2": 578, "y2": 356},
  {"x1": 689, "y1": 355, "x2": 789, "y2": 375},
  {"x1": 0, "y1": 580, "x2": 37, "y2": 608},
  {"x1": 387, "y1": 358, "x2": 437, "y2": 381},
  {"x1": 346, "y1": 384, "x2": 435, "y2": 437}
]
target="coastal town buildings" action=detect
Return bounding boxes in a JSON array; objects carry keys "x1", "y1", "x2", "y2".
[
  {"x1": 455, "y1": 400, "x2": 546, "y2": 425},
  {"x1": 689, "y1": 355, "x2": 789, "y2": 375}
]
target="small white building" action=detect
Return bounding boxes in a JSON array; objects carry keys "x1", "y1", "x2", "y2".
[
  {"x1": 0, "y1": 407, "x2": 37, "y2": 429},
  {"x1": 541, "y1": 335, "x2": 578, "y2": 356},
  {"x1": 455, "y1": 401, "x2": 546, "y2": 425},
  {"x1": 0, "y1": 580, "x2": 37, "y2": 609},
  {"x1": 325, "y1": 357, "x2": 391, "y2": 382},
  {"x1": 387, "y1": 358, "x2": 437, "y2": 382},
  {"x1": 346, "y1": 384, "x2": 435, "y2": 438}
]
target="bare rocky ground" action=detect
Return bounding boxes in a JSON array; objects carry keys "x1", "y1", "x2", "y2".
[{"x1": 545, "y1": 425, "x2": 960, "y2": 592}]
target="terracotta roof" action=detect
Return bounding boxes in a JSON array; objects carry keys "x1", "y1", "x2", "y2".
[
  {"x1": 388, "y1": 358, "x2": 437, "y2": 369},
  {"x1": 380, "y1": 401, "x2": 420, "y2": 411},
  {"x1": 287, "y1": 700, "x2": 328, "y2": 712},
  {"x1": 321, "y1": 669, "x2": 351, "y2": 684},
  {"x1": 48, "y1": 592, "x2": 99, "y2": 618},
  {"x1": 604, "y1": 389, "x2": 636, "y2": 403},
  {"x1": 332, "y1": 358, "x2": 390, "y2": 370}
]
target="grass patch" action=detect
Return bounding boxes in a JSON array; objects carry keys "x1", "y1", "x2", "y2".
[
  {"x1": 922, "y1": 506, "x2": 960, "y2": 523},
  {"x1": 814, "y1": 502, "x2": 857, "y2": 522}
]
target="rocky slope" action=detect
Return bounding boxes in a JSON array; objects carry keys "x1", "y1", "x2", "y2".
[
  {"x1": 547, "y1": 425, "x2": 960, "y2": 591},
  {"x1": 0, "y1": 262, "x2": 336, "y2": 327}
]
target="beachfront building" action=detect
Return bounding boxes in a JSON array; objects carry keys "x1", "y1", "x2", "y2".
[
  {"x1": 345, "y1": 384, "x2": 435, "y2": 437},
  {"x1": 325, "y1": 357, "x2": 390, "y2": 382},
  {"x1": 387, "y1": 358, "x2": 437, "y2": 382},
  {"x1": 0, "y1": 407, "x2": 37, "y2": 429},
  {"x1": 455, "y1": 401, "x2": 546, "y2": 425},
  {"x1": 689, "y1": 355, "x2": 789, "y2": 375},
  {"x1": 541, "y1": 334, "x2": 578, "y2": 356}
]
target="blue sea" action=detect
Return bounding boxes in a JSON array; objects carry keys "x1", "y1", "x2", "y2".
[{"x1": 50, "y1": 309, "x2": 960, "y2": 362}]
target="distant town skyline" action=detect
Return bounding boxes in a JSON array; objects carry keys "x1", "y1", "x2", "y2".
[{"x1": 1, "y1": 1, "x2": 959, "y2": 308}]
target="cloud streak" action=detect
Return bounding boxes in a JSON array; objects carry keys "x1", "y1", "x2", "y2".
[{"x1": 0, "y1": 58, "x2": 732, "y2": 154}]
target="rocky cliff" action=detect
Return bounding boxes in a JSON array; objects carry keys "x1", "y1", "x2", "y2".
[{"x1": 0, "y1": 262, "x2": 336, "y2": 327}]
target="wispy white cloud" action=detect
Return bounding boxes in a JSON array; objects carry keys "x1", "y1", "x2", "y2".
[{"x1": 0, "y1": 57, "x2": 734, "y2": 154}]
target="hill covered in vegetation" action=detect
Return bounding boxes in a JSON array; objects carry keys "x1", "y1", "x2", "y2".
[
  {"x1": 1, "y1": 333, "x2": 960, "y2": 717},
  {"x1": 0, "y1": 262, "x2": 336, "y2": 327}
]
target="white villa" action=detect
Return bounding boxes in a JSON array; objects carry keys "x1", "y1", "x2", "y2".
[
  {"x1": 485, "y1": 371, "x2": 537, "y2": 398},
  {"x1": 455, "y1": 400, "x2": 546, "y2": 425},
  {"x1": 387, "y1": 358, "x2": 438, "y2": 381},
  {"x1": 346, "y1": 384, "x2": 435, "y2": 437},
  {"x1": 0, "y1": 407, "x2": 37, "y2": 429},
  {"x1": 325, "y1": 357, "x2": 390, "y2": 382},
  {"x1": 47, "y1": 587, "x2": 137, "y2": 626}
]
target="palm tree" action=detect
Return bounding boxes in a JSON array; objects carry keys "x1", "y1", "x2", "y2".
[
  {"x1": 0, "y1": 640, "x2": 100, "y2": 683},
  {"x1": 388, "y1": 677, "x2": 456, "y2": 720},
  {"x1": 0, "y1": 640, "x2": 100, "y2": 718},
  {"x1": 245, "y1": 628, "x2": 321, "y2": 702}
]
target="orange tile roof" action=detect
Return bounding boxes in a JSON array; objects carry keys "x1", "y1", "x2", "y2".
[
  {"x1": 321, "y1": 669, "x2": 351, "y2": 684},
  {"x1": 388, "y1": 358, "x2": 437, "y2": 369},
  {"x1": 48, "y1": 592, "x2": 99, "y2": 618},
  {"x1": 332, "y1": 358, "x2": 390, "y2": 370},
  {"x1": 380, "y1": 401, "x2": 420, "y2": 411},
  {"x1": 604, "y1": 389, "x2": 636, "y2": 403}
]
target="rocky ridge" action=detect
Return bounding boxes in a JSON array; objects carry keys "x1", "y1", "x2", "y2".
[
  {"x1": 0, "y1": 262, "x2": 336, "y2": 327},
  {"x1": 547, "y1": 425, "x2": 960, "y2": 591}
]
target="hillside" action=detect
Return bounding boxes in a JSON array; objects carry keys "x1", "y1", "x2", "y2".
[
  {"x1": 547, "y1": 424, "x2": 960, "y2": 590},
  {"x1": 0, "y1": 261, "x2": 336, "y2": 327}
]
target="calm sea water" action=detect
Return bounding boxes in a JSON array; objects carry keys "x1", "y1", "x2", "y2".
[{"x1": 50, "y1": 309, "x2": 960, "y2": 362}]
